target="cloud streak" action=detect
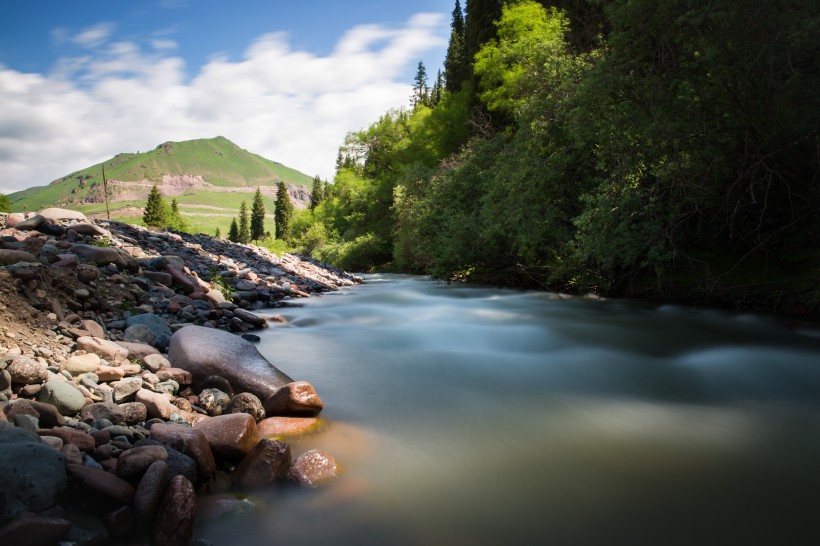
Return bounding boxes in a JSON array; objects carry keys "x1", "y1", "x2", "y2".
[{"x1": 0, "y1": 13, "x2": 446, "y2": 195}]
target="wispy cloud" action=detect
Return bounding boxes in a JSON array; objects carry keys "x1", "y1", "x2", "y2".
[
  {"x1": 0, "y1": 13, "x2": 447, "y2": 195},
  {"x1": 72, "y1": 22, "x2": 116, "y2": 49},
  {"x1": 150, "y1": 39, "x2": 179, "y2": 51}
]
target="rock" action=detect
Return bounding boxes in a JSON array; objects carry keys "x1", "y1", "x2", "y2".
[
  {"x1": 67, "y1": 463, "x2": 135, "y2": 504},
  {"x1": 132, "y1": 460, "x2": 169, "y2": 531},
  {"x1": 71, "y1": 244, "x2": 137, "y2": 272},
  {"x1": 80, "y1": 402, "x2": 126, "y2": 425},
  {"x1": 95, "y1": 365, "x2": 126, "y2": 382},
  {"x1": 201, "y1": 375, "x2": 234, "y2": 397},
  {"x1": 76, "y1": 264, "x2": 100, "y2": 283},
  {"x1": 149, "y1": 422, "x2": 216, "y2": 479},
  {"x1": 142, "y1": 354, "x2": 170, "y2": 373},
  {"x1": 38, "y1": 380, "x2": 87, "y2": 416},
  {"x1": 289, "y1": 449, "x2": 338, "y2": 487},
  {"x1": 0, "y1": 513, "x2": 72, "y2": 545},
  {"x1": 13, "y1": 413, "x2": 39, "y2": 432},
  {"x1": 63, "y1": 511, "x2": 109, "y2": 546},
  {"x1": 13, "y1": 400, "x2": 66, "y2": 427},
  {"x1": 198, "y1": 388, "x2": 230, "y2": 416},
  {"x1": 103, "y1": 504, "x2": 133, "y2": 539},
  {"x1": 116, "y1": 445, "x2": 169, "y2": 480},
  {"x1": 257, "y1": 416, "x2": 320, "y2": 438},
  {"x1": 112, "y1": 377, "x2": 143, "y2": 403},
  {"x1": 125, "y1": 314, "x2": 173, "y2": 351},
  {"x1": 0, "y1": 428, "x2": 67, "y2": 525},
  {"x1": 114, "y1": 341, "x2": 159, "y2": 360},
  {"x1": 68, "y1": 319, "x2": 106, "y2": 340},
  {"x1": 61, "y1": 442, "x2": 83, "y2": 465},
  {"x1": 135, "y1": 389, "x2": 174, "y2": 420},
  {"x1": 68, "y1": 222, "x2": 110, "y2": 237},
  {"x1": 39, "y1": 208, "x2": 87, "y2": 222},
  {"x1": 192, "y1": 413, "x2": 260, "y2": 462},
  {"x1": 7, "y1": 355, "x2": 48, "y2": 385},
  {"x1": 144, "y1": 270, "x2": 174, "y2": 287},
  {"x1": 151, "y1": 475, "x2": 196, "y2": 546},
  {"x1": 120, "y1": 402, "x2": 148, "y2": 425},
  {"x1": 225, "y1": 392, "x2": 265, "y2": 422},
  {"x1": 76, "y1": 336, "x2": 129, "y2": 361},
  {"x1": 13, "y1": 215, "x2": 45, "y2": 231},
  {"x1": 0, "y1": 249, "x2": 38, "y2": 265},
  {"x1": 232, "y1": 439, "x2": 291, "y2": 488},
  {"x1": 156, "y1": 368, "x2": 192, "y2": 385},
  {"x1": 168, "y1": 325, "x2": 293, "y2": 401},
  {"x1": 205, "y1": 289, "x2": 225, "y2": 305},
  {"x1": 65, "y1": 353, "x2": 101, "y2": 375},
  {"x1": 38, "y1": 428, "x2": 95, "y2": 453},
  {"x1": 165, "y1": 264, "x2": 198, "y2": 295},
  {"x1": 233, "y1": 308, "x2": 268, "y2": 328},
  {"x1": 263, "y1": 381, "x2": 323, "y2": 417},
  {"x1": 124, "y1": 324, "x2": 157, "y2": 346}
]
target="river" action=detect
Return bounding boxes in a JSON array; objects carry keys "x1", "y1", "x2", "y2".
[{"x1": 200, "y1": 274, "x2": 820, "y2": 546}]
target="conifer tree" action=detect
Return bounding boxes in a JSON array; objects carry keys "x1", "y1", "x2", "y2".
[
  {"x1": 250, "y1": 187, "x2": 266, "y2": 243},
  {"x1": 238, "y1": 200, "x2": 251, "y2": 244},
  {"x1": 432, "y1": 69, "x2": 444, "y2": 105},
  {"x1": 274, "y1": 181, "x2": 294, "y2": 241},
  {"x1": 142, "y1": 184, "x2": 168, "y2": 227},
  {"x1": 411, "y1": 61, "x2": 429, "y2": 108},
  {"x1": 310, "y1": 175, "x2": 324, "y2": 210},
  {"x1": 228, "y1": 218, "x2": 239, "y2": 242},
  {"x1": 444, "y1": 0, "x2": 467, "y2": 91},
  {"x1": 215, "y1": 227, "x2": 221, "y2": 239}
]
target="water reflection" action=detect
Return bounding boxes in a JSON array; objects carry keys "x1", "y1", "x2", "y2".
[{"x1": 200, "y1": 275, "x2": 820, "y2": 545}]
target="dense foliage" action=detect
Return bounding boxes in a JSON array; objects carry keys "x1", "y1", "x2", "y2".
[
  {"x1": 293, "y1": 0, "x2": 820, "y2": 310},
  {"x1": 251, "y1": 188, "x2": 266, "y2": 243}
]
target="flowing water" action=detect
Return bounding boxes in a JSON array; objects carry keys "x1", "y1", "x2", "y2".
[{"x1": 200, "y1": 274, "x2": 820, "y2": 546}]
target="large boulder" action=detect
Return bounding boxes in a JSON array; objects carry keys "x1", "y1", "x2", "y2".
[
  {"x1": 38, "y1": 208, "x2": 87, "y2": 222},
  {"x1": 38, "y1": 380, "x2": 87, "y2": 416},
  {"x1": 125, "y1": 314, "x2": 172, "y2": 350},
  {"x1": 0, "y1": 249, "x2": 38, "y2": 265},
  {"x1": 168, "y1": 325, "x2": 293, "y2": 401},
  {"x1": 71, "y1": 244, "x2": 138, "y2": 272}
]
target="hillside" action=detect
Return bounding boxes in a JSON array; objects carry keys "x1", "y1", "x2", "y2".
[{"x1": 8, "y1": 137, "x2": 315, "y2": 233}]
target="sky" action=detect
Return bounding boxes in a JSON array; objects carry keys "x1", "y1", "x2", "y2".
[{"x1": 0, "y1": 0, "x2": 455, "y2": 195}]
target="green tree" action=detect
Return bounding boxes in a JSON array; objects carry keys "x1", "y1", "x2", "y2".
[
  {"x1": 444, "y1": 0, "x2": 467, "y2": 91},
  {"x1": 214, "y1": 227, "x2": 221, "y2": 239},
  {"x1": 228, "y1": 218, "x2": 239, "y2": 242},
  {"x1": 142, "y1": 185, "x2": 168, "y2": 227},
  {"x1": 411, "y1": 61, "x2": 429, "y2": 108},
  {"x1": 250, "y1": 187, "x2": 266, "y2": 243},
  {"x1": 431, "y1": 69, "x2": 444, "y2": 105},
  {"x1": 310, "y1": 175, "x2": 324, "y2": 210},
  {"x1": 0, "y1": 193, "x2": 11, "y2": 213},
  {"x1": 238, "y1": 200, "x2": 251, "y2": 244},
  {"x1": 274, "y1": 181, "x2": 294, "y2": 241}
]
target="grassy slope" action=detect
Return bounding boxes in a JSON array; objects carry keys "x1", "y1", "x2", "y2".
[{"x1": 8, "y1": 136, "x2": 313, "y2": 211}]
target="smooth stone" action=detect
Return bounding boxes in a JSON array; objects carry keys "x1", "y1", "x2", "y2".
[
  {"x1": 65, "y1": 353, "x2": 101, "y2": 375},
  {"x1": 39, "y1": 207, "x2": 87, "y2": 222},
  {"x1": 116, "y1": 445, "x2": 169, "y2": 480},
  {"x1": 263, "y1": 381, "x2": 323, "y2": 417},
  {"x1": 0, "y1": 513, "x2": 72, "y2": 545},
  {"x1": 126, "y1": 314, "x2": 173, "y2": 350},
  {"x1": 233, "y1": 308, "x2": 268, "y2": 328},
  {"x1": 124, "y1": 324, "x2": 156, "y2": 346},
  {"x1": 114, "y1": 341, "x2": 159, "y2": 360},
  {"x1": 225, "y1": 392, "x2": 265, "y2": 422},
  {"x1": 135, "y1": 389, "x2": 174, "y2": 420},
  {"x1": 257, "y1": 416, "x2": 320, "y2": 438},
  {"x1": 112, "y1": 377, "x2": 143, "y2": 403},
  {"x1": 198, "y1": 388, "x2": 230, "y2": 416},
  {"x1": 71, "y1": 244, "x2": 137, "y2": 271},
  {"x1": 193, "y1": 413, "x2": 260, "y2": 462},
  {"x1": 38, "y1": 428, "x2": 95, "y2": 453},
  {"x1": 232, "y1": 439, "x2": 291, "y2": 488},
  {"x1": 142, "y1": 354, "x2": 171, "y2": 373},
  {"x1": 7, "y1": 356, "x2": 48, "y2": 385},
  {"x1": 132, "y1": 460, "x2": 169, "y2": 531},
  {"x1": 289, "y1": 449, "x2": 338, "y2": 487},
  {"x1": 76, "y1": 336, "x2": 128, "y2": 361},
  {"x1": 38, "y1": 380, "x2": 87, "y2": 416},
  {"x1": 151, "y1": 475, "x2": 197, "y2": 546},
  {"x1": 8, "y1": 399, "x2": 66, "y2": 428},
  {"x1": 68, "y1": 319, "x2": 106, "y2": 340},
  {"x1": 67, "y1": 464, "x2": 134, "y2": 504},
  {"x1": 168, "y1": 325, "x2": 293, "y2": 401},
  {"x1": 0, "y1": 249, "x2": 38, "y2": 265},
  {"x1": 120, "y1": 402, "x2": 148, "y2": 425},
  {"x1": 149, "y1": 422, "x2": 216, "y2": 479},
  {"x1": 80, "y1": 402, "x2": 126, "y2": 425},
  {"x1": 156, "y1": 368, "x2": 192, "y2": 385}
]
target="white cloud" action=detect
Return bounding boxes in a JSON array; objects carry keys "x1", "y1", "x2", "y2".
[
  {"x1": 150, "y1": 39, "x2": 179, "y2": 51},
  {"x1": 72, "y1": 23, "x2": 116, "y2": 49},
  {"x1": 0, "y1": 13, "x2": 447, "y2": 195}
]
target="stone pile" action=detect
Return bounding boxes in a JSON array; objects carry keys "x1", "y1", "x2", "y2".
[{"x1": 0, "y1": 209, "x2": 359, "y2": 545}]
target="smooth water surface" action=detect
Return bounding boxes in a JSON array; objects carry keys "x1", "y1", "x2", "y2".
[{"x1": 201, "y1": 275, "x2": 820, "y2": 545}]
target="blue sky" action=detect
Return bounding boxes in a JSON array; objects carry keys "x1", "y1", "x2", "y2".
[{"x1": 0, "y1": 0, "x2": 455, "y2": 194}]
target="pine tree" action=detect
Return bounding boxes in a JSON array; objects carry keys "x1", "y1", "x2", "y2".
[
  {"x1": 238, "y1": 200, "x2": 251, "y2": 244},
  {"x1": 411, "y1": 60, "x2": 429, "y2": 108},
  {"x1": 465, "y1": 0, "x2": 503, "y2": 81},
  {"x1": 143, "y1": 184, "x2": 168, "y2": 227},
  {"x1": 444, "y1": 0, "x2": 467, "y2": 91},
  {"x1": 310, "y1": 175, "x2": 324, "y2": 210},
  {"x1": 215, "y1": 227, "x2": 221, "y2": 239},
  {"x1": 250, "y1": 187, "x2": 266, "y2": 243},
  {"x1": 432, "y1": 69, "x2": 444, "y2": 105},
  {"x1": 228, "y1": 218, "x2": 239, "y2": 242},
  {"x1": 167, "y1": 197, "x2": 189, "y2": 232},
  {"x1": 274, "y1": 181, "x2": 294, "y2": 241}
]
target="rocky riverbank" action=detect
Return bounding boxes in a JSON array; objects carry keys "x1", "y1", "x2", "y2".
[{"x1": 0, "y1": 208, "x2": 362, "y2": 545}]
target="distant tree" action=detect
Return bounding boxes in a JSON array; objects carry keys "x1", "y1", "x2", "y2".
[
  {"x1": 310, "y1": 175, "x2": 324, "y2": 210},
  {"x1": 444, "y1": 0, "x2": 468, "y2": 91},
  {"x1": 214, "y1": 227, "x2": 221, "y2": 239},
  {"x1": 228, "y1": 218, "x2": 239, "y2": 242},
  {"x1": 411, "y1": 61, "x2": 429, "y2": 108},
  {"x1": 250, "y1": 187, "x2": 266, "y2": 243},
  {"x1": 171, "y1": 198, "x2": 180, "y2": 215},
  {"x1": 143, "y1": 184, "x2": 168, "y2": 227},
  {"x1": 431, "y1": 69, "x2": 444, "y2": 105},
  {"x1": 0, "y1": 193, "x2": 11, "y2": 213},
  {"x1": 238, "y1": 200, "x2": 251, "y2": 244},
  {"x1": 274, "y1": 181, "x2": 294, "y2": 241}
]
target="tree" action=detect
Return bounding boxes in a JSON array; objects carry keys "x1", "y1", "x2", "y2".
[
  {"x1": 143, "y1": 185, "x2": 168, "y2": 227},
  {"x1": 215, "y1": 227, "x2": 221, "y2": 239},
  {"x1": 411, "y1": 61, "x2": 429, "y2": 108},
  {"x1": 274, "y1": 181, "x2": 294, "y2": 241},
  {"x1": 431, "y1": 70, "x2": 444, "y2": 105},
  {"x1": 238, "y1": 200, "x2": 251, "y2": 244},
  {"x1": 166, "y1": 197, "x2": 189, "y2": 232},
  {"x1": 228, "y1": 218, "x2": 239, "y2": 242},
  {"x1": 310, "y1": 175, "x2": 324, "y2": 210},
  {"x1": 250, "y1": 187, "x2": 266, "y2": 243},
  {"x1": 444, "y1": 0, "x2": 468, "y2": 91},
  {"x1": 0, "y1": 193, "x2": 11, "y2": 213}
]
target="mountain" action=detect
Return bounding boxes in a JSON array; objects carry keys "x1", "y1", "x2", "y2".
[{"x1": 8, "y1": 136, "x2": 315, "y2": 235}]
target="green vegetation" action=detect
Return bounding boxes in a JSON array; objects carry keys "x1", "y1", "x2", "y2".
[
  {"x1": 251, "y1": 187, "x2": 266, "y2": 243},
  {"x1": 287, "y1": 0, "x2": 820, "y2": 312},
  {"x1": 0, "y1": 193, "x2": 10, "y2": 213},
  {"x1": 238, "y1": 201, "x2": 251, "y2": 244},
  {"x1": 142, "y1": 185, "x2": 168, "y2": 228},
  {"x1": 274, "y1": 181, "x2": 294, "y2": 241}
]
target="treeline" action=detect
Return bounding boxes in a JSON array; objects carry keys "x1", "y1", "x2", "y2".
[{"x1": 291, "y1": 0, "x2": 820, "y2": 308}]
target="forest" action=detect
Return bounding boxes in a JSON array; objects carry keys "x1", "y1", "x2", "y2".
[{"x1": 291, "y1": 0, "x2": 819, "y2": 311}]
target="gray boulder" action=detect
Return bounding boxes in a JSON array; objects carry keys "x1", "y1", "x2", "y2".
[
  {"x1": 38, "y1": 208, "x2": 87, "y2": 222},
  {"x1": 38, "y1": 380, "x2": 87, "y2": 416},
  {"x1": 126, "y1": 314, "x2": 172, "y2": 350},
  {"x1": 168, "y1": 325, "x2": 293, "y2": 400}
]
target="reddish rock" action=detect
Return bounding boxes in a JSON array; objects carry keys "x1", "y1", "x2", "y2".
[
  {"x1": 115, "y1": 341, "x2": 159, "y2": 360},
  {"x1": 151, "y1": 475, "x2": 196, "y2": 546},
  {"x1": 116, "y1": 445, "x2": 169, "y2": 480},
  {"x1": 120, "y1": 402, "x2": 148, "y2": 425},
  {"x1": 135, "y1": 389, "x2": 174, "y2": 420},
  {"x1": 149, "y1": 422, "x2": 216, "y2": 479},
  {"x1": 257, "y1": 416, "x2": 320, "y2": 438},
  {"x1": 67, "y1": 319, "x2": 106, "y2": 339},
  {"x1": 289, "y1": 449, "x2": 338, "y2": 487},
  {"x1": 193, "y1": 413, "x2": 260, "y2": 462},
  {"x1": 232, "y1": 439, "x2": 291, "y2": 488},
  {"x1": 225, "y1": 392, "x2": 265, "y2": 422},
  {"x1": 132, "y1": 460, "x2": 169, "y2": 531},
  {"x1": 80, "y1": 402, "x2": 126, "y2": 425},
  {"x1": 67, "y1": 464, "x2": 135, "y2": 504},
  {"x1": 76, "y1": 336, "x2": 128, "y2": 361},
  {"x1": 61, "y1": 443, "x2": 83, "y2": 465},
  {"x1": 38, "y1": 428, "x2": 95, "y2": 452},
  {"x1": 7, "y1": 355, "x2": 48, "y2": 385},
  {"x1": 156, "y1": 368, "x2": 192, "y2": 385},
  {"x1": 0, "y1": 513, "x2": 72, "y2": 545},
  {"x1": 165, "y1": 264, "x2": 198, "y2": 295},
  {"x1": 263, "y1": 381, "x2": 323, "y2": 417},
  {"x1": 144, "y1": 271, "x2": 173, "y2": 287},
  {"x1": 96, "y1": 365, "x2": 126, "y2": 382},
  {"x1": 141, "y1": 354, "x2": 171, "y2": 373}
]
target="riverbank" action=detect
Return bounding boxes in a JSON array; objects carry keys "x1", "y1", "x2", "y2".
[{"x1": 0, "y1": 209, "x2": 362, "y2": 545}]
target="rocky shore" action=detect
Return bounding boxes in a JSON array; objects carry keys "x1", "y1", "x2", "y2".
[{"x1": 0, "y1": 208, "x2": 362, "y2": 545}]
